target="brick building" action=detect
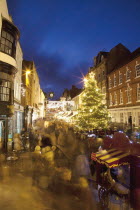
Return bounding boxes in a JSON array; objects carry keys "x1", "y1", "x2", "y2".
[
  {"x1": 89, "y1": 43, "x2": 131, "y2": 105},
  {"x1": 108, "y1": 49, "x2": 140, "y2": 128}
]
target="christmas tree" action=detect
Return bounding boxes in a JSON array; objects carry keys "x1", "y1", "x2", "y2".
[{"x1": 75, "y1": 72, "x2": 109, "y2": 131}]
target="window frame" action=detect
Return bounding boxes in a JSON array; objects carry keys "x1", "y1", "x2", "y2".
[
  {"x1": 109, "y1": 77, "x2": 112, "y2": 89},
  {"x1": 135, "y1": 64, "x2": 140, "y2": 78},
  {"x1": 126, "y1": 86, "x2": 131, "y2": 103},
  {"x1": 119, "y1": 90, "x2": 123, "y2": 104},
  {"x1": 137, "y1": 83, "x2": 140, "y2": 101},
  {"x1": 114, "y1": 92, "x2": 117, "y2": 105},
  {"x1": 126, "y1": 67, "x2": 131, "y2": 81},
  {"x1": 0, "y1": 30, "x2": 14, "y2": 56},
  {"x1": 0, "y1": 18, "x2": 19, "y2": 58},
  {"x1": 0, "y1": 79, "x2": 11, "y2": 102},
  {"x1": 114, "y1": 74, "x2": 117, "y2": 87},
  {"x1": 109, "y1": 93, "x2": 112, "y2": 106},
  {"x1": 119, "y1": 72, "x2": 122, "y2": 85}
]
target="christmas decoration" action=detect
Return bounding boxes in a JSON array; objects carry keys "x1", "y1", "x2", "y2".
[{"x1": 75, "y1": 72, "x2": 109, "y2": 131}]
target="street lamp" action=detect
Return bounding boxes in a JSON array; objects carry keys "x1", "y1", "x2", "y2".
[
  {"x1": 49, "y1": 92, "x2": 54, "y2": 98},
  {"x1": 25, "y1": 69, "x2": 31, "y2": 86},
  {"x1": 26, "y1": 70, "x2": 31, "y2": 75}
]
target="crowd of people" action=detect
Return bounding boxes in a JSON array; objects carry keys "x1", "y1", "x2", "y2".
[
  {"x1": 11, "y1": 119, "x2": 133, "y2": 209},
  {"x1": 31, "y1": 119, "x2": 97, "y2": 209}
]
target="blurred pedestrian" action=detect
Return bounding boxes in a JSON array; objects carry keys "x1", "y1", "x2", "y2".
[
  {"x1": 29, "y1": 129, "x2": 36, "y2": 151},
  {"x1": 72, "y1": 143, "x2": 91, "y2": 181},
  {"x1": 14, "y1": 133, "x2": 21, "y2": 151}
]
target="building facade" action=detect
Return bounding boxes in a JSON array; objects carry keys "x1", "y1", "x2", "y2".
[
  {"x1": 0, "y1": 0, "x2": 20, "y2": 151},
  {"x1": 14, "y1": 42, "x2": 24, "y2": 134},
  {"x1": 22, "y1": 60, "x2": 45, "y2": 130},
  {"x1": 89, "y1": 44, "x2": 131, "y2": 105},
  {"x1": 108, "y1": 52, "x2": 140, "y2": 128}
]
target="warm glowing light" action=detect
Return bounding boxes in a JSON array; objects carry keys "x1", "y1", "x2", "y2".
[
  {"x1": 26, "y1": 70, "x2": 31, "y2": 75},
  {"x1": 83, "y1": 77, "x2": 87, "y2": 83},
  {"x1": 90, "y1": 109, "x2": 93, "y2": 112}
]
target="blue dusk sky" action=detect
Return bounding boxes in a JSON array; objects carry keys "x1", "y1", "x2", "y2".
[{"x1": 7, "y1": 0, "x2": 140, "y2": 99}]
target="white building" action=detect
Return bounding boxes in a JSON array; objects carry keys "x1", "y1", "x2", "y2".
[{"x1": 0, "y1": 0, "x2": 20, "y2": 151}]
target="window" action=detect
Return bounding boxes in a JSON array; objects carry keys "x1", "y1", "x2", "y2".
[
  {"x1": 138, "y1": 113, "x2": 140, "y2": 126},
  {"x1": 110, "y1": 93, "x2": 112, "y2": 106},
  {"x1": 114, "y1": 92, "x2": 117, "y2": 105},
  {"x1": 136, "y1": 64, "x2": 140, "y2": 77},
  {"x1": 114, "y1": 74, "x2": 117, "y2": 87},
  {"x1": 120, "y1": 113, "x2": 124, "y2": 123},
  {"x1": 126, "y1": 67, "x2": 131, "y2": 81},
  {"x1": 0, "y1": 30, "x2": 14, "y2": 56},
  {"x1": 127, "y1": 86, "x2": 131, "y2": 103},
  {"x1": 137, "y1": 84, "x2": 140, "y2": 101},
  {"x1": 0, "y1": 19, "x2": 19, "y2": 58},
  {"x1": 119, "y1": 72, "x2": 122, "y2": 84},
  {"x1": 0, "y1": 79, "x2": 11, "y2": 102},
  {"x1": 120, "y1": 90, "x2": 123, "y2": 104},
  {"x1": 109, "y1": 77, "x2": 112, "y2": 88}
]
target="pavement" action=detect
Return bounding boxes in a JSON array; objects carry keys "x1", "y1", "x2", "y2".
[
  {"x1": 0, "y1": 152, "x2": 97, "y2": 210},
  {"x1": 0, "y1": 151, "x2": 133, "y2": 210}
]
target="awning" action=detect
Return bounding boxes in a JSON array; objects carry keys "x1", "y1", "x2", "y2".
[{"x1": 91, "y1": 148, "x2": 130, "y2": 168}]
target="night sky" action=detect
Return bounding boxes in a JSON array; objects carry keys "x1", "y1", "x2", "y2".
[{"x1": 7, "y1": 0, "x2": 140, "y2": 99}]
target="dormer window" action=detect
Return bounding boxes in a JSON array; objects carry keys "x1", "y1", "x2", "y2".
[{"x1": 101, "y1": 55, "x2": 104, "y2": 62}]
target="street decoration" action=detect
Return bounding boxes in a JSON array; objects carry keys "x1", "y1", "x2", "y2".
[{"x1": 75, "y1": 72, "x2": 109, "y2": 130}]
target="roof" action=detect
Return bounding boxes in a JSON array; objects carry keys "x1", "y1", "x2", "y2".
[{"x1": 91, "y1": 148, "x2": 130, "y2": 168}]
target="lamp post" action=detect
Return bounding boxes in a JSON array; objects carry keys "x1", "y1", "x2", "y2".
[{"x1": 49, "y1": 92, "x2": 54, "y2": 99}]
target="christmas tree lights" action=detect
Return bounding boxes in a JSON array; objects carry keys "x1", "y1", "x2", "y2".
[{"x1": 75, "y1": 72, "x2": 109, "y2": 131}]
